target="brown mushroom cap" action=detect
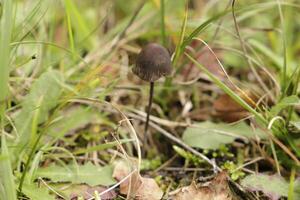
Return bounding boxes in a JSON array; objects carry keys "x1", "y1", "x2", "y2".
[{"x1": 132, "y1": 43, "x2": 172, "y2": 82}]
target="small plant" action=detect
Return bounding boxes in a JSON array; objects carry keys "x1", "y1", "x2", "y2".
[
  {"x1": 222, "y1": 161, "x2": 245, "y2": 181},
  {"x1": 173, "y1": 145, "x2": 204, "y2": 167}
]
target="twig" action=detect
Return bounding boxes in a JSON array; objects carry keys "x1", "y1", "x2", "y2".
[
  {"x1": 87, "y1": 169, "x2": 137, "y2": 200},
  {"x1": 127, "y1": 112, "x2": 221, "y2": 171}
]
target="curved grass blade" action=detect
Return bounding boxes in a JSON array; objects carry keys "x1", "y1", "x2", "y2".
[
  {"x1": 180, "y1": 10, "x2": 230, "y2": 54},
  {"x1": 0, "y1": 135, "x2": 17, "y2": 200},
  {"x1": 0, "y1": 0, "x2": 13, "y2": 119}
]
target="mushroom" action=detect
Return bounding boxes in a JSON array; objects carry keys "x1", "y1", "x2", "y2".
[{"x1": 132, "y1": 43, "x2": 172, "y2": 153}]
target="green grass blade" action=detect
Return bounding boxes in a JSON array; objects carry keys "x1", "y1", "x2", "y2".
[
  {"x1": 173, "y1": 0, "x2": 188, "y2": 68},
  {"x1": 64, "y1": 0, "x2": 75, "y2": 54},
  {"x1": 0, "y1": 1, "x2": 15, "y2": 197},
  {"x1": 249, "y1": 39, "x2": 282, "y2": 69},
  {"x1": 286, "y1": 67, "x2": 300, "y2": 123},
  {"x1": 276, "y1": 0, "x2": 288, "y2": 97},
  {"x1": 29, "y1": 97, "x2": 43, "y2": 149},
  {"x1": 73, "y1": 139, "x2": 134, "y2": 155},
  {"x1": 288, "y1": 167, "x2": 295, "y2": 200},
  {"x1": 185, "y1": 53, "x2": 267, "y2": 125},
  {"x1": 163, "y1": 0, "x2": 188, "y2": 88},
  {"x1": 0, "y1": 134, "x2": 17, "y2": 200},
  {"x1": 63, "y1": 0, "x2": 91, "y2": 47},
  {"x1": 160, "y1": 0, "x2": 166, "y2": 46},
  {"x1": 186, "y1": 53, "x2": 300, "y2": 161},
  {"x1": 0, "y1": 0, "x2": 13, "y2": 119},
  {"x1": 13, "y1": 0, "x2": 43, "y2": 41},
  {"x1": 180, "y1": 10, "x2": 229, "y2": 54}
]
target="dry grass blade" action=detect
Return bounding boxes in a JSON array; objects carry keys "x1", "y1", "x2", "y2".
[
  {"x1": 68, "y1": 97, "x2": 142, "y2": 172},
  {"x1": 231, "y1": 0, "x2": 271, "y2": 97},
  {"x1": 108, "y1": 102, "x2": 142, "y2": 172}
]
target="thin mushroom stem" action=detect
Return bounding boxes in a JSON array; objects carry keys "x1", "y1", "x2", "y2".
[{"x1": 144, "y1": 81, "x2": 154, "y2": 153}]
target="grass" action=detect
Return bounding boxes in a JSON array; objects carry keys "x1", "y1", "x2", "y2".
[
  {"x1": 0, "y1": 0, "x2": 13, "y2": 119},
  {"x1": 160, "y1": 0, "x2": 166, "y2": 46},
  {"x1": 0, "y1": 0, "x2": 17, "y2": 199},
  {"x1": 276, "y1": 0, "x2": 288, "y2": 96},
  {"x1": 0, "y1": 0, "x2": 299, "y2": 199}
]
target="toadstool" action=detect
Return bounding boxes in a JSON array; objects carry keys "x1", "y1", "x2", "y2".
[{"x1": 132, "y1": 43, "x2": 172, "y2": 152}]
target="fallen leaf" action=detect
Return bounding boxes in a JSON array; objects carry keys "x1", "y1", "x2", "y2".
[
  {"x1": 181, "y1": 42, "x2": 225, "y2": 82},
  {"x1": 213, "y1": 91, "x2": 257, "y2": 122},
  {"x1": 113, "y1": 159, "x2": 163, "y2": 200},
  {"x1": 113, "y1": 159, "x2": 132, "y2": 181},
  {"x1": 171, "y1": 172, "x2": 234, "y2": 200},
  {"x1": 134, "y1": 177, "x2": 164, "y2": 200},
  {"x1": 171, "y1": 172, "x2": 236, "y2": 200},
  {"x1": 214, "y1": 93, "x2": 245, "y2": 113},
  {"x1": 119, "y1": 171, "x2": 143, "y2": 198},
  {"x1": 188, "y1": 108, "x2": 210, "y2": 121},
  {"x1": 171, "y1": 182, "x2": 212, "y2": 200}
]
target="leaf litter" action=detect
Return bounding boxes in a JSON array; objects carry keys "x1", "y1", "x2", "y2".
[{"x1": 170, "y1": 171, "x2": 237, "y2": 200}]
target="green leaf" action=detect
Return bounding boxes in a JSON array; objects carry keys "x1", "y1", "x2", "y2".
[
  {"x1": 63, "y1": 0, "x2": 91, "y2": 47},
  {"x1": 22, "y1": 183, "x2": 55, "y2": 200},
  {"x1": 14, "y1": 70, "x2": 64, "y2": 148},
  {"x1": 34, "y1": 162, "x2": 116, "y2": 186},
  {"x1": 290, "y1": 121, "x2": 300, "y2": 131},
  {"x1": 241, "y1": 174, "x2": 300, "y2": 200},
  {"x1": 182, "y1": 121, "x2": 265, "y2": 150},
  {"x1": 20, "y1": 70, "x2": 64, "y2": 123},
  {"x1": 47, "y1": 106, "x2": 99, "y2": 139},
  {"x1": 270, "y1": 95, "x2": 300, "y2": 116}
]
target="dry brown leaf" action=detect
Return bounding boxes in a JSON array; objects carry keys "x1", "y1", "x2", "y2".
[
  {"x1": 113, "y1": 159, "x2": 163, "y2": 200},
  {"x1": 113, "y1": 159, "x2": 132, "y2": 181},
  {"x1": 213, "y1": 90, "x2": 258, "y2": 122},
  {"x1": 133, "y1": 177, "x2": 164, "y2": 200},
  {"x1": 171, "y1": 183, "x2": 212, "y2": 200},
  {"x1": 182, "y1": 41, "x2": 225, "y2": 82},
  {"x1": 171, "y1": 171, "x2": 236, "y2": 200},
  {"x1": 214, "y1": 93, "x2": 245, "y2": 113},
  {"x1": 119, "y1": 171, "x2": 142, "y2": 198}
]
